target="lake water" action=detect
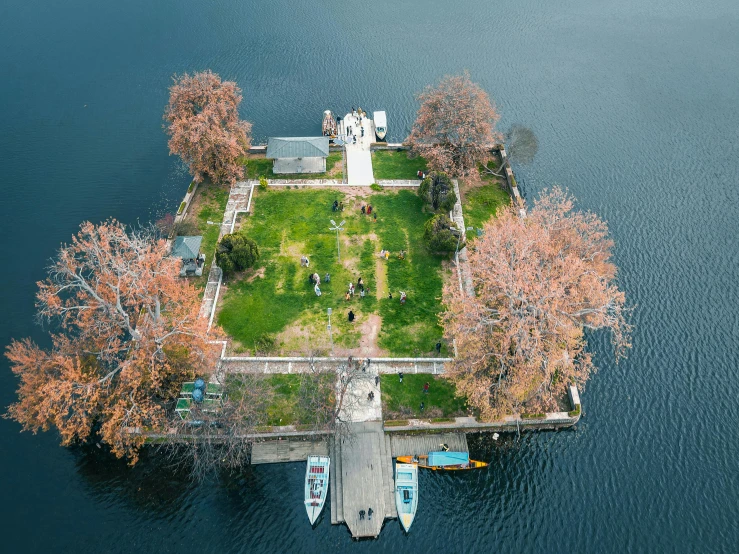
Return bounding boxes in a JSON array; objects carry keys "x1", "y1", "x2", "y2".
[{"x1": 1, "y1": 0, "x2": 738, "y2": 551}]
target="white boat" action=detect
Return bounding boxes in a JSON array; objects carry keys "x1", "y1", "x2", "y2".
[
  {"x1": 373, "y1": 111, "x2": 387, "y2": 140},
  {"x1": 395, "y1": 462, "x2": 419, "y2": 532},
  {"x1": 305, "y1": 455, "x2": 330, "y2": 525}
]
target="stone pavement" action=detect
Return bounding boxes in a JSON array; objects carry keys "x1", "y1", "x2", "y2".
[{"x1": 341, "y1": 112, "x2": 375, "y2": 186}]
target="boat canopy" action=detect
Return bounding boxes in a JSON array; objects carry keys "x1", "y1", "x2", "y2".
[
  {"x1": 373, "y1": 111, "x2": 386, "y2": 129},
  {"x1": 427, "y1": 451, "x2": 469, "y2": 466}
]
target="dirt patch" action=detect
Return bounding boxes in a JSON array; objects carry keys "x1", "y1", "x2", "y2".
[
  {"x1": 245, "y1": 267, "x2": 266, "y2": 283},
  {"x1": 356, "y1": 313, "x2": 387, "y2": 357},
  {"x1": 375, "y1": 256, "x2": 388, "y2": 299}
]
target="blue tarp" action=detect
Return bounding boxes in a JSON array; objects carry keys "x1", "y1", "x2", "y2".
[{"x1": 427, "y1": 451, "x2": 469, "y2": 466}]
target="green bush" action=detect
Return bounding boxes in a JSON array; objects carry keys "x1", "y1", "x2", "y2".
[
  {"x1": 568, "y1": 404, "x2": 581, "y2": 418},
  {"x1": 177, "y1": 201, "x2": 187, "y2": 215},
  {"x1": 259, "y1": 176, "x2": 268, "y2": 190},
  {"x1": 216, "y1": 231, "x2": 260, "y2": 275},
  {"x1": 430, "y1": 417, "x2": 455, "y2": 423},
  {"x1": 418, "y1": 172, "x2": 457, "y2": 212},
  {"x1": 424, "y1": 214, "x2": 460, "y2": 253},
  {"x1": 370, "y1": 183, "x2": 383, "y2": 192},
  {"x1": 187, "y1": 181, "x2": 195, "y2": 193}
]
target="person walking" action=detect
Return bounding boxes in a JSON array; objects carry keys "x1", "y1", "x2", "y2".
[
  {"x1": 419, "y1": 401, "x2": 425, "y2": 412},
  {"x1": 375, "y1": 375, "x2": 380, "y2": 386},
  {"x1": 359, "y1": 509, "x2": 365, "y2": 520},
  {"x1": 348, "y1": 310, "x2": 355, "y2": 322},
  {"x1": 368, "y1": 508, "x2": 373, "y2": 520},
  {"x1": 398, "y1": 371, "x2": 404, "y2": 383},
  {"x1": 423, "y1": 382, "x2": 429, "y2": 394},
  {"x1": 435, "y1": 341, "x2": 442, "y2": 354}
]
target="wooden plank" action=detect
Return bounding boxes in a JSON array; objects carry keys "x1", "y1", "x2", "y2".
[
  {"x1": 330, "y1": 437, "x2": 344, "y2": 525},
  {"x1": 250, "y1": 440, "x2": 328, "y2": 465},
  {"x1": 383, "y1": 434, "x2": 396, "y2": 518},
  {"x1": 341, "y1": 422, "x2": 385, "y2": 538},
  {"x1": 390, "y1": 433, "x2": 468, "y2": 458}
]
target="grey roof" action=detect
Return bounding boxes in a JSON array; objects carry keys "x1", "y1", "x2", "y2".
[
  {"x1": 172, "y1": 236, "x2": 202, "y2": 259},
  {"x1": 266, "y1": 137, "x2": 330, "y2": 159}
]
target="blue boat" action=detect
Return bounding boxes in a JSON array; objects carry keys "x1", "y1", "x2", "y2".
[
  {"x1": 395, "y1": 463, "x2": 419, "y2": 532},
  {"x1": 304, "y1": 455, "x2": 330, "y2": 525}
]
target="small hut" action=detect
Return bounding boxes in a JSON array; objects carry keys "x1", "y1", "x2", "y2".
[
  {"x1": 172, "y1": 235, "x2": 205, "y2": 277},
  {"x1": 266, "y1": 137, "x2": 330, "y2": 174}
]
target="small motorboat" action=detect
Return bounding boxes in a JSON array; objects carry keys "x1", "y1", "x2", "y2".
[
  {"x1": 373, "y1": 110, "x2": 387, "y2": 141},
  {"x1": 396, "y1": 451, "x2": 488, "y2": 471},
  {"x1": 322, "y1": 110, "x2": 338, "y2": 140},
  {"x1": 395, "y1": 462, "x2": 419, "y2": 532},
  {"x1": 305, "y1": 455, "x2": 330, "y2": 525}
]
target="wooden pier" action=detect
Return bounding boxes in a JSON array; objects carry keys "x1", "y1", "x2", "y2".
[
  {"x1": 249, "y1": 429, "x2": 468, "y2": 539},
  {"x1": 329, "y1": 422, "x2": 396, "y2": 538},
  {"x1": 250, "y1": 439, "x2": 328, "y2": 464}
]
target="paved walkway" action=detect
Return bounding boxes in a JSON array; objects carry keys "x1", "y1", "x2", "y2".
[{"x1": 341, "y1": 113, "x2": 374, "y2": 186}]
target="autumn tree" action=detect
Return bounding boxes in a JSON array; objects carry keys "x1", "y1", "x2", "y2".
[
  {"x1": 442, "y1": 188, "x2": 631, "y2": 419},
  {"x1": 164, "y1": 70, "x2": 252, "y2": 185},
  {"x1": 5, "y1": 220, "x2": 217, "y2": 463},
  {"x1": 408, "y1": 72, "x2": 501, "y2": 176}
]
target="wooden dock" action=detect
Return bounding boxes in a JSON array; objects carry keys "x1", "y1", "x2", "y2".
[
  {"x1": 250, "y1": 439, "x2": 328, "y2": 464},
  {"x1": 390, "y1": 432, "x2": 468, "y2": 458},
  {"x1": 330, "y1": 422, "x2": 396, "y2": 538}
]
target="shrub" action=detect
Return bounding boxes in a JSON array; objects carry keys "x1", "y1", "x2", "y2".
[
  {"x1": 187, "y1": 181, "x2": 195, "y2": 193},
  {"x1": 370, "y1": 183, "x2": 383, "y2": 192},
  {"x1": 568, "y1": 404, "x2": 581, "y2": 418},
  {"x1": 172, "y1": 219, "x2": 199, "y2": 238},
  {"x1": 177, "y1": 201, "x2": 187, "y2": 215},
  {"x1": 216, "y1": 231, "x2": 260, "y2": 275},
  {"x1": 520, "y1": 412, "x2": 546, "y2": 419},
  {"x1": 418, "y1": 171, "x2": 457, "y2": 212},
  {"x1": 424, "y1": 214, "x2": 460, "y2": 253},
  {"x1": 259, "y1": 176, "x2": 268, "y2": 190}
]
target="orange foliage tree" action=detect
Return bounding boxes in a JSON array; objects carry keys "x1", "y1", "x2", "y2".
[
  {"x1": 408, "y1": 72, "x2": 501, "y2": 176},
  {"x1": 442, "y1": 188, "x2": 631, "y2": 418},
  {"x1": 164, "y1": 70, "x2": 252, "y2": 185},
  {"x1": 5, "y1": 220, "x2": 217, "y2": 463}
]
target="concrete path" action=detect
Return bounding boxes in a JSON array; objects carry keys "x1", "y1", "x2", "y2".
[{"x1": 341, "y1": 112, "x2": 375, "y2": 186}]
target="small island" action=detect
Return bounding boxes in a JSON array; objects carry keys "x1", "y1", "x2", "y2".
[{"x1": 6, "y1": 71, "x2": 629, "y2": 539}]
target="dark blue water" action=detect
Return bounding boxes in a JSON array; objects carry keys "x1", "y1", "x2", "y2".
[{"x1": 2, "y1": 0, "x2": 738, "y2": 551}]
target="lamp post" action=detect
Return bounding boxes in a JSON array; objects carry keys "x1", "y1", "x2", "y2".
[
  {"x1": 329, "y1": 219, "x2": 346, "y2": 262},
  {"x1": 327, "y1": 308, "x2": 333, "y2": 355}
]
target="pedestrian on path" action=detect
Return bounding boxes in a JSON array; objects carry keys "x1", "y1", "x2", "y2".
[
  {"x1": 368, "y1": 508, "x2": 373, "y2": 520},
  {"x1": 375, "y1": 375, "x2": 379, "y2": 386},
  {"x1": 423, "y1": 381, "x2": 429, "y2": 394},
  {"x1": 361, "y1": 127, "x2": 365, "y2": 137},
  {"x1": 436, "y1": 341, "x2": 442, "y2": 354},
  {"x1": 398, "y1": 371, "x2": 404, "y2": 383},
  {"x1": 420, "y1": 401, "x2": 425, "y2": 412},
  {"x1": 359, "y1": 509, "x2": 365, "y2": 520}
]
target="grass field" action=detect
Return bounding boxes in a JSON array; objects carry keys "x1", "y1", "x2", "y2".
[
  {"x1": 225, "y1": 374, "x2": 333, "y2": 426},
  {"x1": 217, "y1": 188, "x2": 448, "y2": 356},
  {"x1": 371, "y1": 150, "x2": 428, "y2": 180},
  {"x1": 243, "y1": 152, "x2": 343, "y2": 180},
  {"x1": 462, "y1": 184, "x2": 510, "y2": 239},
  {"x1": 380, "y1": 374, "x2": 467, "y2": 419}
]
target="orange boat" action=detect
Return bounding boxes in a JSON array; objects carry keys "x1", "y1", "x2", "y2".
[{"x1": 396, "y1": 452, "x2": 488, "y2": 471}]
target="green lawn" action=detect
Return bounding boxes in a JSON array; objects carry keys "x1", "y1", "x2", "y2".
[
  {"x1": 243, "y1": 152, "x2": 343, "y2": 180},
  {"x1": 217, "y1": 188, "x2": 448, "y2": 356},
  {"x1": 371, "y1": 150, "x2": 428, "y2": 180},
  {"x1": 380, "y1": 374, "x2": 467, "y2": 419},
  {"x1": 225, "y1": 374, "x2": 333, "y2": 426},
  {"x1": 462, "y1": 184, "x2": 510, "y2": 239},
  {"x1": 185, "y1": 185, "x2": 229, "y2": 287}
]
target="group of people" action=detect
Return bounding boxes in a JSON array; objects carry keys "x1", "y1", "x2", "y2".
[
  {"x1": 359, "y1": 507, "x2": 373, "y2": 521},
  {"x1": 308, "y1": 271, "x2": 331, "y2": 296},
  {"x1": 360, "y1": 204, "x2": 373, "y2": 215},
  {"x1": 345, "y1": 276, "x2": 368, "y2": 301},
  {"x1": 386, "y1": 290, "x2": 407, "y2": 304},
  {"x1": 331, "y1": 199, "x2": 344, "y2": 212}
]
